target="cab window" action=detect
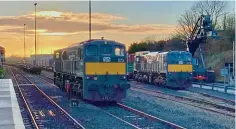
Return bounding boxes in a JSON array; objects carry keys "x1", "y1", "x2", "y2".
[
  {"x1": 115, "y1": 47, "x2": 121, "y2": 56},
  {"x1": 86, "y1": 45, "x2": 97, "y2": 56},
  {"x1": 120, "y1": 48, "x2": 125, "y2": 56},
  {"x1": 56, "y1": 52, "x2": 60, "y2": 59},
  {"x1": 115, "y1": 46, "x2": 125, "y2": 56},
  {"x1": 100, "y1": 44, "x2": 112, "y2": 55}
]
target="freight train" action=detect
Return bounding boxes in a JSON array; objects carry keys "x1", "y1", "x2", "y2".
[
  {"x1": 53, "y1": 39, "x2": 130, "y2": 102},
  {"x1": 129, "y1": 51, "x2": 193, "y2": 89},
  {"x1": 28, "y1": 54, "x2": 54, "y2": 72}
]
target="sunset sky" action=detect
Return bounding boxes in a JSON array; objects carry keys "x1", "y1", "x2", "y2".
[{"x1": 0, "y1": 1, "x2": 235, "y2": 57}]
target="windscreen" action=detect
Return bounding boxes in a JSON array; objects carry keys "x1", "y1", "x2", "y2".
[
  {"x1": 100, "y1": 44, "x2": 112, "y2": 55},
  {"x1": 168, "y1": 53, "x2": 192, "y2": 64},
  {"x1": 115, "y1": 46, "x2": 125, "y2": 56},
  {"x1": 86, "y1": 45, "x2": 98, "y2": 56}
]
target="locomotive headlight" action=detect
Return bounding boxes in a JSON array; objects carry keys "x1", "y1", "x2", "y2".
[
  {"x1": 86, "y1": 76, "x2": 98, "y2": 80},
  {"x1": 123, "y1": 76, "x2": 126, "y2": 79},
  {"x1": 120, "y1": 75, "x2": 126, "y2": 80}
]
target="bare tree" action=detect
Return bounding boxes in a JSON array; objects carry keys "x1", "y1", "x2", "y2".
[
  {"x1": 192, "y1": 1, "x2": 226, "y2": 29},
  {"x1": 225, "y1": 13, "x2": 235, "y2": 31},
  {"x1": 225, "y1": 13, "x2": 235, "y2": 42},
  {"x1": 175, "y1": 0, "x2": 226, "y2": 40},
  {"x1": 176, "y1": 10, "x2": 198, "y2": 40}
]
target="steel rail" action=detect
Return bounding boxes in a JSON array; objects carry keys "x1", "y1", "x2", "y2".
[
  {"x1": 186, "y1": 89, "x2": 235, "y2": 105},
  {"x1": 9, "y1": 68, "x2": 40, "y2": 129},
  {"x1": 12, "y1": 67, "x2": 86, "y2": 129},
  {"x1": 38, "y1": 72, "x2": 186, "y2": 129},
  {"x1": 100, "y1": 109, "x2": 141, "y2": 129},
  {"x1": 35, "y1": 72, "x2": 142, "y2": 129},
  {"x1": 131, "y1": 86, "x2": 235, "y2": 117},
  {"x1": 117, "y1": 103, "x2": 186, "y2": 129}
]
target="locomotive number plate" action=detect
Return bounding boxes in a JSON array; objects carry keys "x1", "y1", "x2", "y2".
[
  {"x1": 179, "y1": 61, "x2": 183, "y2": 64},
  {"x1": 103, "y1": 57, "x2": 111, "y2": 62},
  {"x1": 118, "y1": 58, "x2": 124, "y2": 62}
]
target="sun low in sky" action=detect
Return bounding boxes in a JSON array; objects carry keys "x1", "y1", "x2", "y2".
[{"x1": 0, "y1": 1, "x2": 234, "y2": 57}]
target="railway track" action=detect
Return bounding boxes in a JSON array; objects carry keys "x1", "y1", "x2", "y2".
[
  {"x1": 44, "y1": 75, "x2": 235, "y2": 116},
  {"x1": 186, "y1": 89, "x2": 235, "y2": 105},
  {"x1": 131, "y1": 85, "x2": 235, "y2": 117},
  {"x1": 13, "y1": 80, "x2": 37, "y2": 129},
  {"x1": 35, "y1": 71, "x2": 186, "y2": 129},
  {"x1": 10, "y1": 67, "x2": 85, "y2": 129},
  {"x1": 96, "y1": 103, "x2": 186, "y2": 129}
]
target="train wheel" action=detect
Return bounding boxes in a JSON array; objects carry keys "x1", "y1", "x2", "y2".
[
  {"x1": 160, "y1": 77, "x2": 167, "y2": 87},
  {"x1": 148, "y1": 75, "x2": 152, "y2": 84},
  {"x1": 156, "y1": 76, "x2": 163, "y2": 86},
  {"x1": 153, "y1": 76, "x2": 159, "y2": 86}
]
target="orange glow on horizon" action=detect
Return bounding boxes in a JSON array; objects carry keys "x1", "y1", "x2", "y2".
[{"x1": 0, "y1": 10, "x2": 174, "y2": 58}]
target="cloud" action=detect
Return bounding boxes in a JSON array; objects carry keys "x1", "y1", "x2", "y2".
[{"x1": 0, "y1": 11, "x2": 175, "y2": 36}]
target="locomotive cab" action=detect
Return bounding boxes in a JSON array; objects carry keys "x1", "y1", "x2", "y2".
[
  {"x1": 83, "y1": 40, "x2": 130, "y2": 101},
  {"x1": 166, "y1": 51, "x2": 193, "y2": 88}
]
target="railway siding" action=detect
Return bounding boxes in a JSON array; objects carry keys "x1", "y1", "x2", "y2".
[{"x1": 10, "y1": 68, "x2": 85, "y2": 129}]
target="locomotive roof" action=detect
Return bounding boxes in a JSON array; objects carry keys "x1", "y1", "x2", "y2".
[
  {"x1": 167, "y1": 51, "x2": 191, "y2": 54},
  {"x1": 54, "y1": 39, "x2": 124, "y2": 53},
  {"x1": 136, "y1": 51, "x2": 191, "y2": 56},
  {"x1": 145, "y1": 52, "x2": 159, "y2": 55},
  {"x1": 68, "y1": 39, "x2": 124, "y2": 48}
]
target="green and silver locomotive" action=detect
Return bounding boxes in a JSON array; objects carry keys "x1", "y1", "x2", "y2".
[
  {"x1": 53, "y1": 39, "x2": 130, "y2": 102},
  {"x1": 134, "y1": 51, "x2": 193, "y2": 89}
]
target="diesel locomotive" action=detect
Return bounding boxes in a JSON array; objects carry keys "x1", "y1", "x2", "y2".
[
  {"x1": 53, "y1": 39, "x2": 130, "y2": 102},
  {"x1": 132, "y1": 51, "x2": 193, "y2": 89}
]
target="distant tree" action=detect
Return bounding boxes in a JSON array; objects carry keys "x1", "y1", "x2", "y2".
[
  {"x1": 128, "y1": 42, "x2": 138, "y2": 54},
  {"x1": 128, "y1": 38, "x2": 166, "y2": 53},
  {"x1": 164, "y1": 38, "x2": 186, "y2": 51},
  {"x1": 222, "y1": 13, "x2": 227, "y2": 30}
]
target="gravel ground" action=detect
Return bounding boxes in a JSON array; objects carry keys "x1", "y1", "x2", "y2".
[
  {"x1": 42, "y1": 71, "x2": 235, "y2": 104},
  {"x1": 130, "y1": 81, "x2": 235, "y2": 107},
  {"x1": 188, "y1": 87, "x2": 235, "y2": 101},
  {"x1": 24, "y1": 73, "x2": 136, "y2": 129},
  {"x1": 41, "y1": 70, "x2": 53, "y2": 78},
  {"x1": 102, "y1": 105, "x2": 169, "y2": 129},
  {"x1": 122, "y1": 89, "x2": 235, "y2": 129},
  {"x1": 39, "y1": 71, "x2": 235, "y2": 129}
]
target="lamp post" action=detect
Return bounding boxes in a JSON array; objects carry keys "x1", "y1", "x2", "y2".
[
  {"x1": 89, "y1": 0, "x2": 91, "y2": 40},
  {"x1": 34, "y1": 3, "x2": 37, "y2": 66},
  {"x1": 24, "y1": 24, "x2": 26, "y2": 62}
]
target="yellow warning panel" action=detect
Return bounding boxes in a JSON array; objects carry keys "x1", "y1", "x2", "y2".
[
  {"x1": 85, "y1": 62, "x2": 126, "y2": 75},
  {"x1": 168, "y1": 64, "x2": 193, "y2": 72}
]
